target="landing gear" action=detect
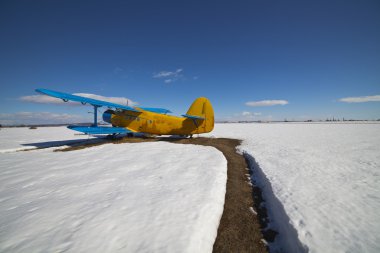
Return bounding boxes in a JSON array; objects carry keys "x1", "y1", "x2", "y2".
[
  {"x1": 106, "y1": 133, "x2": 118, "y2": 140},
  {"x1": 127, "y1": 132, "x2": 134, "y2": 138},
  {"x1": 178, "y1": 134, "x2": 192, "y2": 139}
]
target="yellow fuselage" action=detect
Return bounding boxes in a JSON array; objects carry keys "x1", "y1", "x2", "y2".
[
  {"x1": 109, "y1": 97, "x2": 214, "y2": 135},
  {"x1": 110, "y1": 110, "x2": 211, "y2": 135}
]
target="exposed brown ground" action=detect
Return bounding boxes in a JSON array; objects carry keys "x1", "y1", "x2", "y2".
[{"x1": 57, "y1": 136, "x2": 268, "y2": 252}]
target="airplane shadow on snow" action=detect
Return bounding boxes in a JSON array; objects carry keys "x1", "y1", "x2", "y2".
[
  {"x1": 20, "y1": 134, "x2": 190, "y2": 150},
  {"x1": 21, "y1": 138, "x2": 107, "y2": 149}
]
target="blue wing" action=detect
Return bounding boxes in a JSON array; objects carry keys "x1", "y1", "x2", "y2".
[
  {"x1": 139, "y1": 107, "x2": 172, "y2": 114},
  {"x1": 67, "y1": 125, "x2": 130, "y2": 135},
  {"x1": 36, "y1": 88, "x2": 140, "y2": 112}
]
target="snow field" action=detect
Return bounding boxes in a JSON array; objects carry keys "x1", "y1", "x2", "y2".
[
  {"x1": 0, "y1": 140, "x2": 227, "y2": 253},
  {"x1": 207, "y1": 123, "x2": 380, "y2": 253}
]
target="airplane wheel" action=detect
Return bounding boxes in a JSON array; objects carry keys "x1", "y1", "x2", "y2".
[
  {"x1": 127, "y1": 133, "x2": 134, "y2": 138},
  {"x1": 107, "y1": 133, "x2": 117, "y2": 140},
  {"x1": 190, "y1": 134, "x2": 193, "y2": 139}
]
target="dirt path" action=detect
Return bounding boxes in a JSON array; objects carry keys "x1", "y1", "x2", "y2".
[{"x1": 58, "y1": 137, "x2": 268, "y2": 252}]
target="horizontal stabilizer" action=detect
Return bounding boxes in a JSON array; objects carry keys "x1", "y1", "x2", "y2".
[
  {"x1": 139, "y1": 107, "x2": 172, "y2": 114},
  {"x1": 182, "y1": 114, "x2": 205, "y2": 120},
  {"x1": 67, "y1": 125, "x2": 131, "y2": 135},
  {"x1": 36, "y1": 88, "x2": 140, "y2": 112}
]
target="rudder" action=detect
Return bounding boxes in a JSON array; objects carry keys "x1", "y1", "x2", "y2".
[{"x1": 186, "y1": 97, "x2": 214, "y2": 133}]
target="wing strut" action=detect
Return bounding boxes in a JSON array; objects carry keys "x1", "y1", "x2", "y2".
[{"x1": 93, "y1": 105, "x2": 99, "y2": 127}]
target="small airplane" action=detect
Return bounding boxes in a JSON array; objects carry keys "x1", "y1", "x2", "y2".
[{"x1": 35, "y1": 89, "x2": 214, "y2": 137}]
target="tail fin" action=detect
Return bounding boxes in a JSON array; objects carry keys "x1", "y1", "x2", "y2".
[{"x1": 185, "y1": 97, "x2": 214, "y2": 133}]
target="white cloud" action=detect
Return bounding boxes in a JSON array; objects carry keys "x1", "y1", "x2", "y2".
[
  {"x1": 75, "y1": 93, "x2": 137, "y2": 106},
  {"x1": 153, "y1": 68, "x2": 183, "y2": 83},
  {"x1": 237, "y1": 111, "x2": 262, "y2": 119},
  {"x1": 0, "y1": 112, "x2": 89, "y2": 125},
  {"x1": 245, "y1": 100, "x2": 289, "y2": 107},
  {"x1": 339, "y1": 95, "x2": 380, "y2": 103},
  {"x1": 20, "y1": 95, "x2": 63, "y2": 104},
  {"x1": 153, "y1": 68, "x2": 183, "y2": 78},
  {"x1": 113, "y1": 67, "x2": 124, "y2": 74},
  {"x1": 222, "y1": 111, "x2": 267, "y2": 122},
  {"x1": 20, "y1": 93, "x2": 137, "y2": 106}
]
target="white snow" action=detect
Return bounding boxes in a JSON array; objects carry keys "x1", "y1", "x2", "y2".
[
  {"x1": 3, "y1": 123, "x2": 378, "y2": 253},
  {"x1": 0, "y1": 127, "x2": 95, "y2": 153},
  {"x1": 0, "y1": 129, "x2": 227, "y2": 253},
  {"x1": 207, "y1": 122, "x2": 380, "y2": 253}
]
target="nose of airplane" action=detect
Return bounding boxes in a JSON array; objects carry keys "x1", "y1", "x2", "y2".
[{"x1": 102, "y1": 109, "x2": 114, "y2": 124}]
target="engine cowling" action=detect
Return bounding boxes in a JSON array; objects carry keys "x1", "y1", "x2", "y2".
[{"x1": 102, "y1": 109, "x2": 115, "y2": 124}]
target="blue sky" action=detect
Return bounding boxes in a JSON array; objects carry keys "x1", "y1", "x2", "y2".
[{"x1": 1, "y1": 0, "x2": 379, "y2": 124}]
